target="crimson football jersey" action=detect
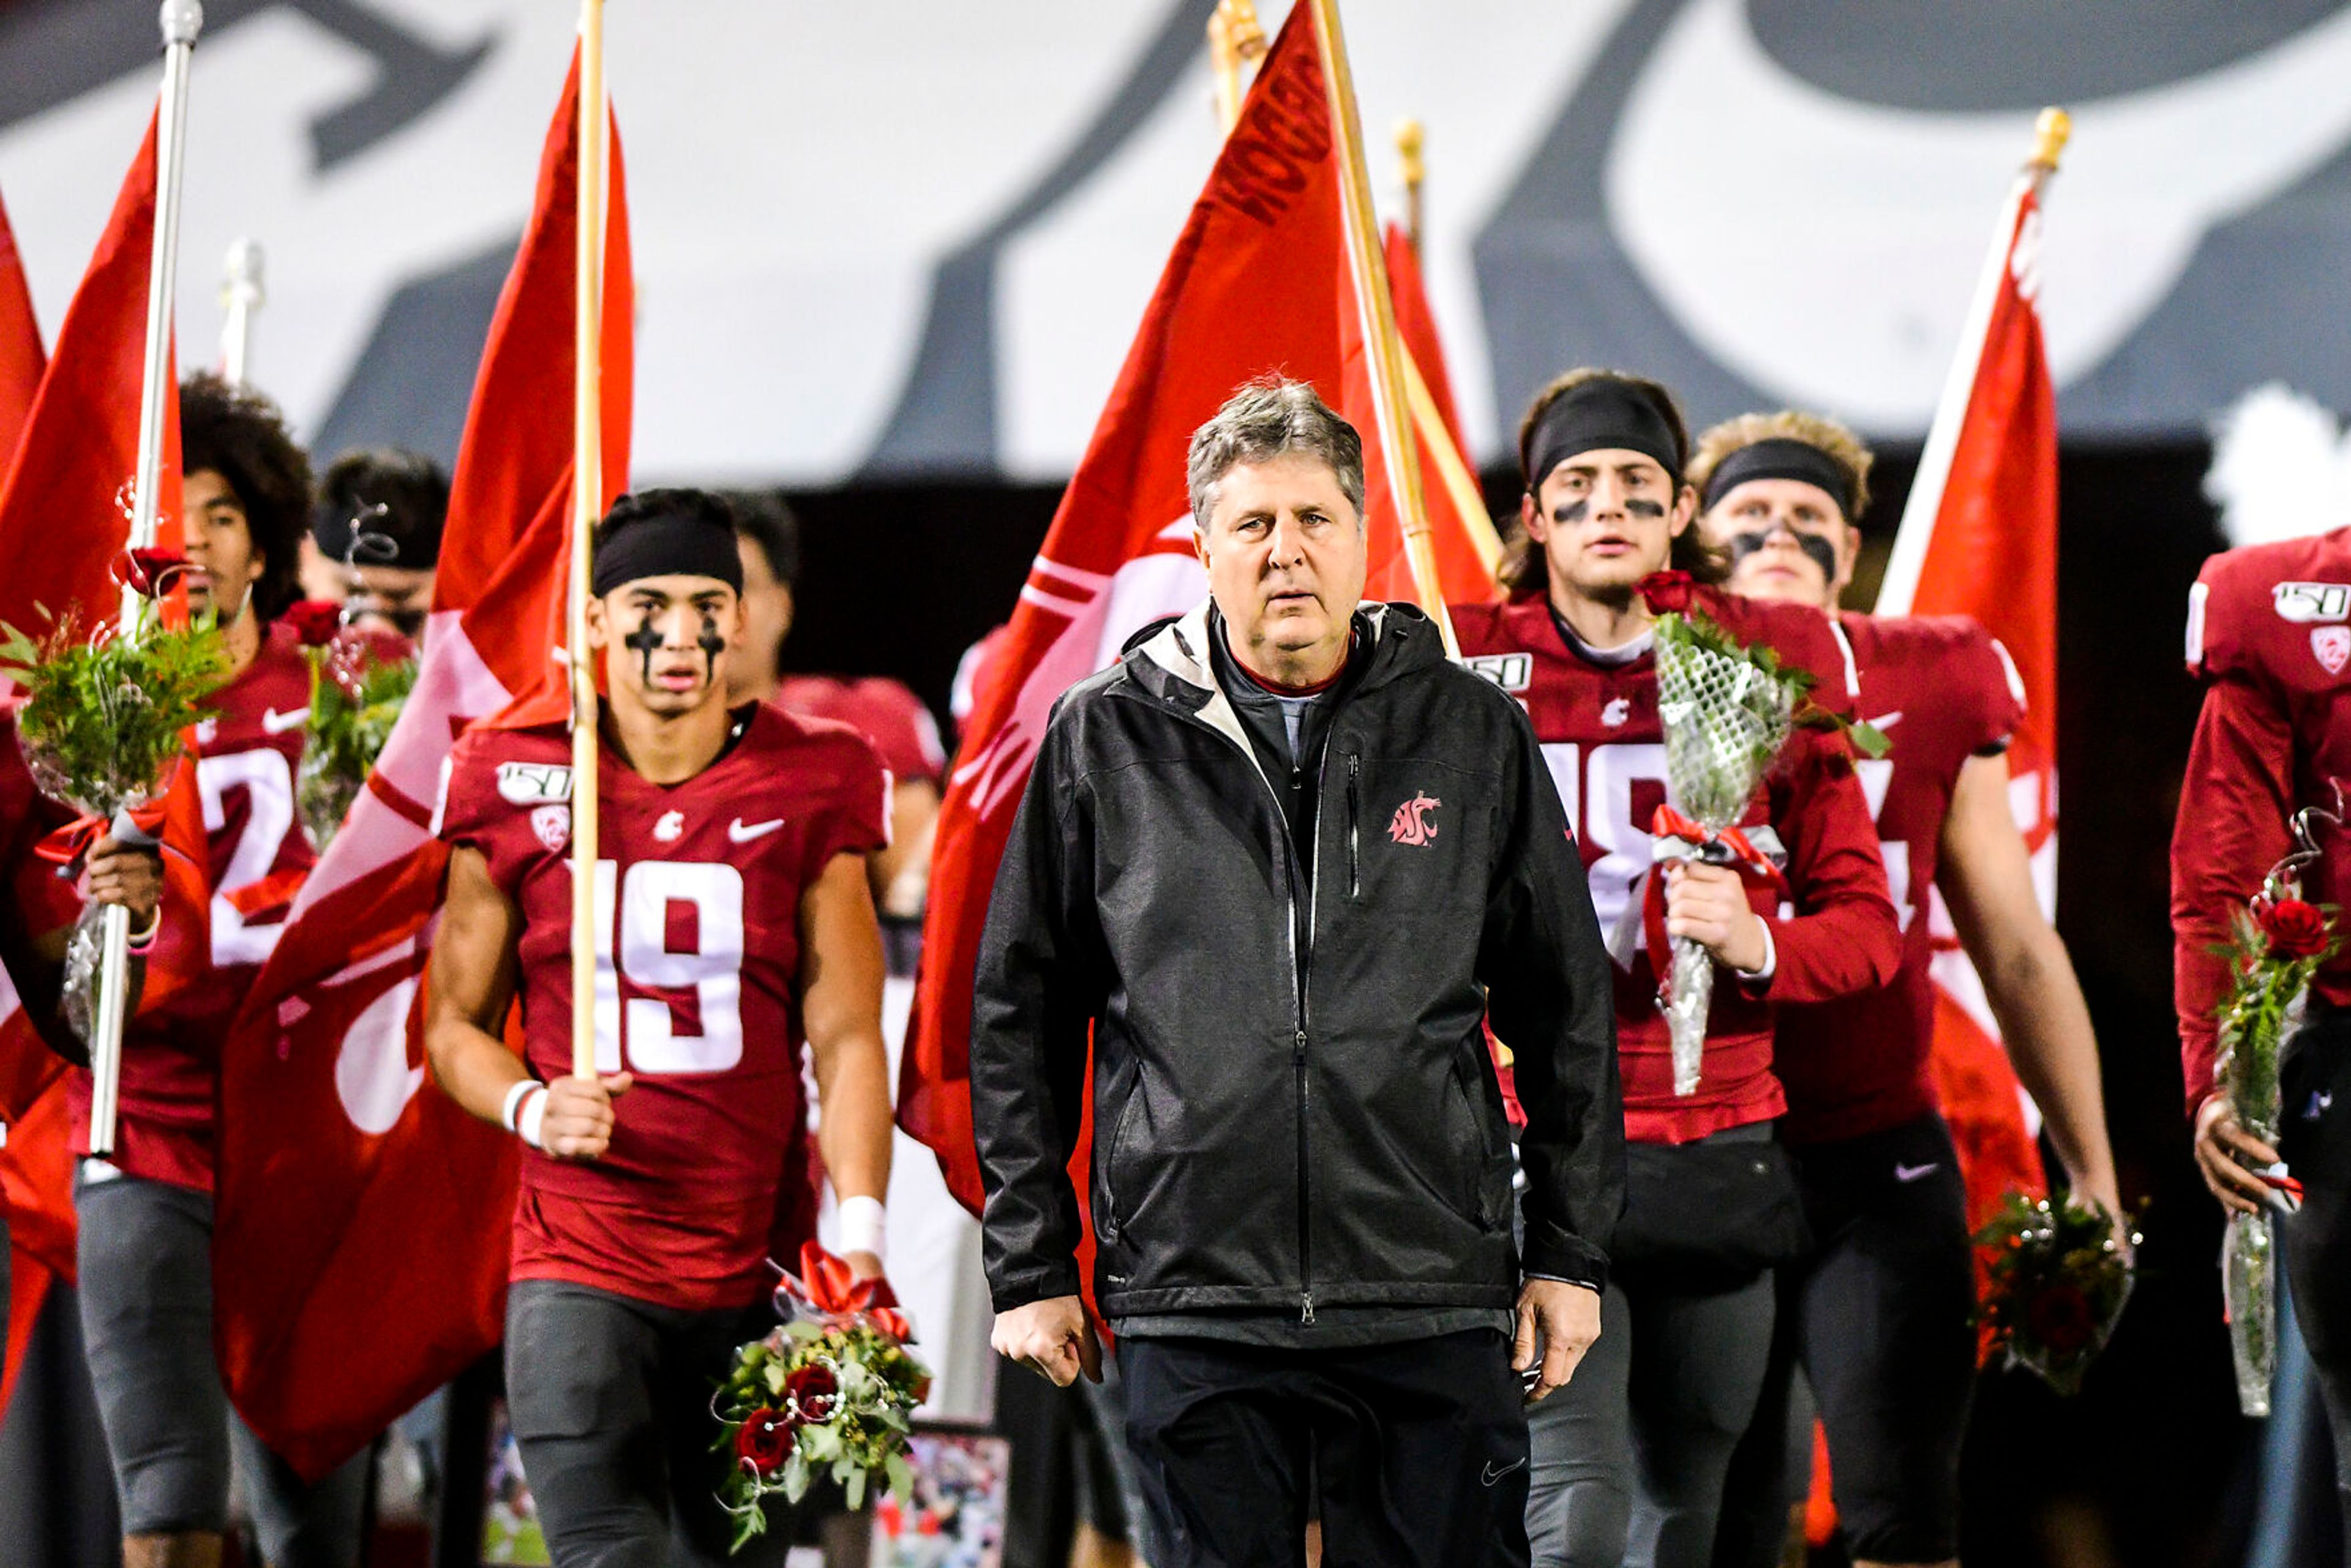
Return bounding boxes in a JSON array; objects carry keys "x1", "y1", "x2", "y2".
[
  {"x1": 776, "y1": 674, "x2": 946, "y2": 787},
  {"x1": 0, "y1": 709, "x2": 85, "y2": 1125},
  {"x1": 1772, "y1": 615, "x2": 2022, "y2": 1144},
  {"x1": 70, "y1": 621, "x2": 317, "y2": 1190},
  {"x1": 2175, "y1": 530, "x2": 2351, "y2": 1116},
  {"x1": 1452, "y1": 587, "x2": 1899, "y2": 1144},
  {"x1": 436, "y1": 702, "x2": 890, "y2": 1312}
]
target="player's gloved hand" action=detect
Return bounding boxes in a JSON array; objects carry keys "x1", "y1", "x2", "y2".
[
  {"x1": 2193, "y1": 1095, "x2": 2284, "y2": 1217},
  {"x1": 540, "y1": 1071, "x2": 632, "y2": 1161},
  {"x1": 1662, "y1": 860, "x2": 1769, "y2": 973},
  {"x1": 86, "y1": 836, "x2": 164, "y2": 930},
  {"x1": 991, "y1": 1294, "x2": 1101, "y2": 1387},
  {"x1": 1514, "y1": 1277, "x2": 1600, "y2": 1403}
]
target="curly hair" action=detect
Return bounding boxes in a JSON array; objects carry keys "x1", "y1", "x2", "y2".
[
  {"x1": 181, "y1": 372, "x2": 312, "y2": 623},
  {"x1": 1499, "y1": 367, "x2": 1719, "y2": 593},
  {"x1": 1686, "y1": 409, "x2": 1875, "y2": 523}
]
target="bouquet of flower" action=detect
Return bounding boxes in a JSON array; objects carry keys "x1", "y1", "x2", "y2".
[
  {"x1": 2210, "y1": 798, "x2": 2342, "y2": 1416},
  {"x1": 285, "y1": 601, "x2": 417, "y2": 852},
  {"x1": 1640, "y1": 572, "x2": 1883, "y2": 1094},
  {"x1": 712, "y1": 1242, "x2": 931, "y2": 1553},
  {"x1": 1974, "y1": 1191, "x2": 2138, "y2": 1397},
  {"x1": 0, "y1": 549, "x2": 227, "y2": 1037}
]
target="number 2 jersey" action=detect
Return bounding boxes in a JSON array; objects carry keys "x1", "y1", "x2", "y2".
[
  {"x1": 2175, "y1": 528, "x2": 2351, "y2": 1117},
  {"x1": 1451, "y1": 586, "x2": 1899, "y2": 1144},
  {"x1": 435, "y1": 702, "x2": 890, "y2": 1313},
  {"x1": 1772, "y1": 613, "x2": 2023, "y2": 1145},
  {"x1": 70, "y1": 621, "x2": 318, "y2": 1190}
]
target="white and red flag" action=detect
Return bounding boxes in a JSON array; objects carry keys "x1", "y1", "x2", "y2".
[
  {"x1": 0, "y1": 122, "x2": 190, "y2": 1415},
  {"x1": 211, "y1": 51, "x2": 631, "y2": 1479},
  {"x1": 1871, "y1": 163, "x2": 2058, "y2": 1230}
]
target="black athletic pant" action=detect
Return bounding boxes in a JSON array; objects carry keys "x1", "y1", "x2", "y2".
[
  {"x1": 1712, "y1": 1114, "x2": 1975, "y2": 1567},
  {"x1": 2281, "y1": 1011, "x2": 2351, "y2": 1559},
  {"x1": 1120, "y1": 1328, "x2": 1531, "y2": 1568}
]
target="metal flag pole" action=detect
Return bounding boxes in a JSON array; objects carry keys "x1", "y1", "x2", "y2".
[
  {"x1": 217, "y1": 236, "x2": 263, "y2": 387},
  {"x1": 568, "y1": 0, "x2": 609, "y2": 1081},
  {"x1": 91, "y1": 0, "x2": 204, "y2": 1155},
  {"x1": 1307, "y1": 0, "x2": 1458, "y2": 655}
]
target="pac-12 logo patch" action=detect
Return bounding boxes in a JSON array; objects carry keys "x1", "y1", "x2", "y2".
[
  {"x1": 1389, "y1": 792, "x2": 1441, "y2": 846},
  {"x1": 531, "y1": 805, "x2": 571, "y2": 852},
  {"x1": 497, "y1": 762, "x2": 574, "y2": 805},
  {"x1": 2275, "y1": 582, "x2": 2351, "y2": 625},
  {"x1": 2314, "y1": 626, "x2": 2351, "y2": 675}
]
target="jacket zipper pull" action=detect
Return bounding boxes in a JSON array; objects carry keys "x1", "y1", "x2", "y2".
[
  {"x1": 1294, "y1": 1029, "x2": 1307, "y2": 1065},
  {"x1": 1300, "y1": 1292, "x2": 1316, "y2": 1325},
  {"x1": 1347, "y1": 754, "x2": 1361, "y2": 897}
]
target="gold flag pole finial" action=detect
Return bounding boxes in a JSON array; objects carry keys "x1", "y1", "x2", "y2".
[
  {"x1": 2028, "y1": 106, "x2": 2071, "y2": 174},
  {"x1": 1396, "y1": 118, "x2": 1425, "y2": 252},
  {"x1": 1209, "y1": 0, "x2": 1267, "y2": 134}
]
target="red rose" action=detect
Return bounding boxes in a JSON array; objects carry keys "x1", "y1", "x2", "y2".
[
  {"x1": 282, "y1": 599, "x2": 345, "y2": 648},
  {"x1": 786, "y1": 1363, "x2": 838, "y2": 1422},
  {"x1": 2259, "y1": 898, "x2": 2330, "y2": 960},
  {"x1": 2025, "y1": 1282, "x2": 2096, "y2": 1356},
  {"x1": 733, "y1": 1407, "x2": 796, "y2": 1474},
  {"x1": 1638, "y1": 569, "x2": 1696, "y2": 615},
  {"x1": 114, "y1": 546, "x2": 191, "y2": 599}
]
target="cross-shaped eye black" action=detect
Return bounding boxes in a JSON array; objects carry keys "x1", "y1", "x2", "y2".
[
  {"x1": 697, "y1": 610, "x2": 725, "y2": 664},
  {"x1": 624, "y1": 610, "x2": 666, "y2": 685}
]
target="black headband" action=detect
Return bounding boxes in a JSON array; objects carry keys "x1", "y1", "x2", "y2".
[
  {"x1": 1701, "y1": 437, "x2": 1858, "y2": 522},
  {"x1": 1524, "y1": 380, "x2": 1683, "y2": 491},
  {"x1": 591, "y1": 514, "x2": 744, "y2": 598}
]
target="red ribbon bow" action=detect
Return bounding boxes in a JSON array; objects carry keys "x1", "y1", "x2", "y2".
[
  {"x1": 1640, "y1": 803, "x2": 1787, "y2": 980},
  {"x1": 778, "y1": 1240, "x2": 912, "y2": 1345},
  {"x1": 35, "y1": 802, "x2": 166, "y2": 870}
]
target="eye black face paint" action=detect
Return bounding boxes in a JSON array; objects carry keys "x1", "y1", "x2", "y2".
[
  {"x1": 697, "y1": 609, "x2": 726, "y2": 670},
  {"x1": 1730, "y1": 528, "x2": 1838, "y2": 580},
  {"x1": 1551, "y1": 500, "x2": 1589, "y2": 524},
  {"x1": 624, "y1": 610, "x2": 666, "y2": 688},
  {"x1": 1625, "y1": 498, "x2": 1666, "y2": 519}
]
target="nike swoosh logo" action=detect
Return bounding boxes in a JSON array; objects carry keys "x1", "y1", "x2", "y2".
[
  {"x1": 261, "y1": 705, "x2": 311, "y2": 735},
  {"x1": 729, "y1": 817, "x2": 785, "y2": 844},
  {"x1": 1481, "y1": 1458, "x2": 1528, "y2": 1487},
  {"x1": 1894, "y1": 1161, "x2": 1939, "y2": 1183}
]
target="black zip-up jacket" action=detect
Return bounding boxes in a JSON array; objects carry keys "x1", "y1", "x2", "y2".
[{"x1": 972, "y1": 599, "x2": 1623, "y2": 1322}]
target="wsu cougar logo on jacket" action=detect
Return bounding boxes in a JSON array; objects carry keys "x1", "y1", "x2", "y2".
[{"x1": 1389, "y1": 792, "x2": 1441, "y2": 846}]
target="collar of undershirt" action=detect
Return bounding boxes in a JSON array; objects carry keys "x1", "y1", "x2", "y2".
[{"x1": 1550, "y1": 606, "x2": 1654, "y2": 669}]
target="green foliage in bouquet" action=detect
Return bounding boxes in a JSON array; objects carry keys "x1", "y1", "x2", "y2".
[
  {"x1": 712, "y1": 1318, "x2": 931, "y2": 1553},
  {"x1": 1973, "y1": 1191, "x2": 2137, "y2": 1397},
  {"x1": 298, "y1": 643, "x2": 417, "y2": 850},
  {"x1": 0, "y1": 607, "x2": 227, "y2": 816}
]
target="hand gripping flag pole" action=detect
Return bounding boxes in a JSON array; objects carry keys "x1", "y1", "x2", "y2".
[
  {"x1": 1308, "y1": 0, "x2": 1458, "y2": 654},
  {"x1": 568, "y1": 0, "x2": 609, "y2": 1081},
  {"x1": 89, "y1": 0, "x2": 203, "y2": 1156}
]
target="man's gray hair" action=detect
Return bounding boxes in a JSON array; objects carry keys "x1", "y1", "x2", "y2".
[{"x1": 1185, "y1": 377, "x2": 1367, "y2": 529}]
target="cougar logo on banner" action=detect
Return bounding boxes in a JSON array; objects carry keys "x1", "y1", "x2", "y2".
[{"x1": 1389, "y1": 793, "x2": 1441, "y2": 847}]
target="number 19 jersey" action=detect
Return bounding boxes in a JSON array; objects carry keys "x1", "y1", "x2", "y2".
[{"x1": 436, "y1": 703, "x2": 890, "y2": 1312}]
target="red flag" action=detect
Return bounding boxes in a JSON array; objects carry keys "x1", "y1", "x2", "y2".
[
  {"x1": 902, "y1": 9, "x2": 1350, "y2": 1245},
  {"x1": 0, "y1": 1077, "x2": 75, "y2": 1413},
  {"x1": 0, "y1": 184, "x2": 45, "y2": 466},
  {"x1": 1354, "y1": 220, "x2": 1493, "y2": 607},
  {"x1": 1872, "y1": 179, "x2": 2055, "y2": 1231},
  {"x1": 212, "y1": 52, "x2": 632, "y2": 1479}
]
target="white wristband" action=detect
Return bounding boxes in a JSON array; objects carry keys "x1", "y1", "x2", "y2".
[
  {"x1": 838, "y1": 1195, "x2": 887, "y2": 1265},
  {"x1": 502, "y1": 1080, "x2": 548, "y2": 1150}
]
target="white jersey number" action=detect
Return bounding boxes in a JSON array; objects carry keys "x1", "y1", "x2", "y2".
[
  {"x1": 590, "y1": 860, "x2": 747, "y2": 1075},
  {"x1": 1540, "y1": 741, "x2": 1668, "y2": 940},
  {"x1": 195, "y1": 748, "x2": 298, "y2": 969},
  {"x1": 1853, "y1": 757, "x2": 1916, "y2": 933}
]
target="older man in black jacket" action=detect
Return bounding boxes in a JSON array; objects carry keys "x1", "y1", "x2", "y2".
[{"x1": 974, "y1": 377, "x2": 1622, "y2": 1567}]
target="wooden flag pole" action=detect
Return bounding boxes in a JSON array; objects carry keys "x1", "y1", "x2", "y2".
[
  {"x1": 1207, "y1": 0, "x2": 1267, "y2": 135},
  {"x1": 217, "y1": 237, "x2": 262, "y2": 388},
  {"x1": 1307, "y1": 0, "x2": 1458, "y2": 655},
  {"x1": 568, "y1": 0, "x2": 608, "y2": 1082},
  {"x1": 89, "y1": 0, "x2": 203, "y2": 1157},
  {"x1": 1877, "y1": 106, "x2": 2066, "y2": 616}
]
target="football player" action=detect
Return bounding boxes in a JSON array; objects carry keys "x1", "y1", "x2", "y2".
[
  {"x1": 1689, "y1": 412, "x2": 2120, "y2": 1568},
  {"x1": 2175, "y1": 519, "x2": 2351, "y2": 1540},
  {"x1": 64, "y1": 373, "x2": 384, "y2": 1568},
  {"x1": 1452, "y1": 368, "x2": 1900, "y2": 1568},
  {"x1": 426, "y1": 487, "x2": 896, "y2": 1564}
]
